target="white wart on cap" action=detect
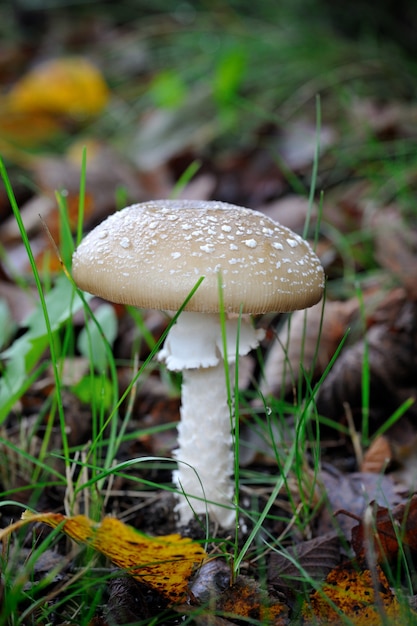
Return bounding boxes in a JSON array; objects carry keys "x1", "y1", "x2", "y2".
[{"x1": 72, "y1": 199, "x2": 324, "y2": 314}]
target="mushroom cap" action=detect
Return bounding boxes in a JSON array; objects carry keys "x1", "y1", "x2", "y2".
[{"x1": 72, "y1": 200, "x2": 324, "y2": 314}]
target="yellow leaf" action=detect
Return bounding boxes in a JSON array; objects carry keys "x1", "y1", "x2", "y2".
[
  {"x1": 7, "y1": 57, "x2": 109, "y2": 117},
  {"x1": 302, "y1": 561, "x2": 400, "y2": 625},
  {"x1": 0, "y1": 511, "x2": 207, "y2": 604}
]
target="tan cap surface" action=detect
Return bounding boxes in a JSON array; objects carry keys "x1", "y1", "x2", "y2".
[{"x1": 72, "y1": 200, "x2": 324, "y2": 314}]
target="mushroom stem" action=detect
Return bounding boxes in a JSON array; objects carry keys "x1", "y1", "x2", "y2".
[
  {"x1": 174, "y1": 363, "x2": 236, "y2": 526},
  {"x1": 158, "y1": 311, "x2": 263, "y2": 527}
]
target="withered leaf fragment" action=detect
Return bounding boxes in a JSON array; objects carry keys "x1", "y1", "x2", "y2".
[{"x1": 268, "y1": 532, "x2": 340, "y2": 594}]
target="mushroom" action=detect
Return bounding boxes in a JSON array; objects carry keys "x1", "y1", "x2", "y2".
[{"x1": 72, "y1": 200, "x2": 324, "y2": 527}]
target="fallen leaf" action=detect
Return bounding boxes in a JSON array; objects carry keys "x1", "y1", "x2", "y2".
[
  {"x1": 127, "y1": 87, "x2": 216, "y2": 171},
  {"x1": 349, "y1": 98, "x2": 416, "y2": 138},
  {"x1": 189, "y1": 559, "x2": 288, "y2": 624},
  {"x1": 216, "y1": 575, "x2": 289, "y2": 625},
  {"x1": 105, "y1": 575, "x2": 172, "y2": 624},
  {"x1": 317, "y1": 467, "x2": 402, "y2": 539},
  {"x1": 189, "y1": 558, "x2": 231, "y2": 604},
  {"x1": 0, "y1": 511, "x2": 207, "y2": 604},
  {"x1": 351, "y1": 495, "x2": 417, "y2": 564},
  {"x1": 316, "y1": 298, "x2": 417, "y2": 428},
  {"x1": 7, "y1": 57, "x2": 109, "y2": 117},
  {"x1": 372, "y1": 205, "x2": 417, "y2": 301},
  {"x1": 268, "y1": 532, "x2": 340, "y2": 593},
  {"x1": 0, "y1": 58, "x2": 110, "y2": 162},
  {"x1": 0, "y1": 109, "x2": 62, "y2": 152},
  {"x1": 303, "y1": 561, "x2": 400, "y2": 625},
  {"x1": 361, "y1": 436, "x2": 392, "y2": 473},
  {"x1": 259, "y1": 299, "x2": 358, "y2": 400}
]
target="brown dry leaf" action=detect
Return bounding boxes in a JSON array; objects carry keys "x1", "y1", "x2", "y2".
[
  {"x1": 0, "y1": 512, "x2": 207, "y2": 604},
  {"x1": 303, "y1": 561, "x2": 400, "y2": 625},
  {"x1": 372, "y1": 206, "x2": 417, "y2": 300},
  {"x1": 361, "y1": 435, "x2": 392, "y2": 473},
  {"x1": 1, "y1": 141, "x2": 144, "y2": 247},
  {"x1": 268, "y1": 532, "x2": 340, "y2": 593},
  {"x1": 189, "y1": 558, "x2": 231, "y2": 604},
  {"x1": 316, "y1": 298, "x2": 417, "y2": 427},
  {"x1": 105, "y1": 575, "x2": 173, "y2": 625},
  {"x1": 260, "y1": 298, "x2": 358, "y2": 399},
  {"x1": 317, "y1": 467, "x2": 402, "y2": 539},
  {"x1": 321, "y1": 180, "x2": 370, "y2": 235},
  {"x1": 127, "y1": 87, "x2": 216, "y2": 171},
  {"x1": 349, "y1": 98, "x2": 417, "y2": 138},
  {"x1": 0, "y1": 281, "x2": 36, "y2": 325},
  {"x1": 390, "y1": 430, "x2": 417, "y2": 490},
  {"x1": 0, "y1": 109, "x2": 63, "y2": 154},
  {"x1": 351, "y1": 495, "x2": 417, "y2": 564}
]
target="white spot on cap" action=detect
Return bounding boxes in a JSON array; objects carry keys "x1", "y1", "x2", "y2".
[
  {"x1": 200, "y1": 244, "x2": 215, "y2": 253},
  {"x1": 243, "y1": 239, "x2": 257, "y2": 248},
  {"x1": 120, "y1": 237, "x2": 130, "y2": 249},
  {"x1": 98, "y1": 230, "x2": 108, "y2": 240},
  {"x1": 287, "y1": 238, "x2": 299, "y2": 248},
  {"x1": 222, "y1": 224, "x2": 232, "y2": 232},
  {"x1": 272, "y1": 242, "x2": 284, "y2": 250},
  {"x1": 171, "y1": 252, "x2": 181, "y2": 259}
]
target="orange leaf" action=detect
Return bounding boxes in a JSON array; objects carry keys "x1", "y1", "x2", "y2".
[
  {"x1": 0, "y1": 110, "x2": 62, "y2": 147},
  {"x1": 217, "y1": 576, "x2": 289, "y2": 625},
  {"x1": 0, "y1": 511, "x2": 207, "y2": 604},
  {"x1": 303, "y1": 561, "x2": 400, "y2": 625}
]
